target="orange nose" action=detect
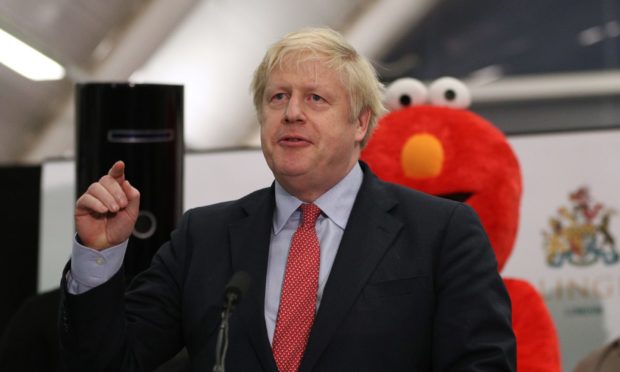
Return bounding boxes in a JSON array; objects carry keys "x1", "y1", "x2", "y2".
[{"x1": 401, "y1": 133, "x2": 444, "y2": 179}]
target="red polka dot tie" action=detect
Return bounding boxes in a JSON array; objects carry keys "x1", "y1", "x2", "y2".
[{"x1": 272, "y1": 203, "x2": 321, "y2": 372}]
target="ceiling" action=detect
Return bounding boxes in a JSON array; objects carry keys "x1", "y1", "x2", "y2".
[
  {"x1": 380, "y1": 0, "x2": 620, "y2": 80},
  {"x1": 0, "y1": 0, "x2": 211, "y2": 163},
  {"x1": 0, "y1": 0, "x2": 151, "y2": 163},
  {"x1": 1, "y1": 0, "x2": 619, "y2": 164},
  {"x1": 1, "y1": 0, "x2": 415, "y2": 164}
]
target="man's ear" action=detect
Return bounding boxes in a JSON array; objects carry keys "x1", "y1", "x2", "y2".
[{"x1": 354, "y1": 108, "x2": 371, "y2": 143}]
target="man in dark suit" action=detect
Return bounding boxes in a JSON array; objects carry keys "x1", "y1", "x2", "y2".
[{"x1": 60, "y1": 27, "x2": 516, "y2": 371}]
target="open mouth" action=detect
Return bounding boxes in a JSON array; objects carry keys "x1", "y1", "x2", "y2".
[{"x1": 436, "y1": 192, "x2": 473, "y2": 203}]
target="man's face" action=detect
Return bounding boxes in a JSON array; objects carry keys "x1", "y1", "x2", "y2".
[{"x1": 260, "y1": 57, "x2": 369, "y2": 199}]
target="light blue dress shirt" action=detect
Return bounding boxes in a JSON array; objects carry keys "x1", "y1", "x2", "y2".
[
  {"x1": 67, "y1": 239, "x2": 127, "y2": 294},
  {"x1": 68, "y1": 163, "x2": 363, "y2": 344},
  {"x1": 264, "y1": 163, "x2": 362, "y2": 344}
]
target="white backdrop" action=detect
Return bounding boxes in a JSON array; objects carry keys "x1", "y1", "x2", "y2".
[
  {"x1": 39, "y1": 130, "x2": 620, "y2": 370},
  {"x1": 504, "y1": 129, "x2": 620, "y2": 370}
]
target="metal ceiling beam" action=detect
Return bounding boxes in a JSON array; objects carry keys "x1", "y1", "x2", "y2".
[{"x1": 469, "y1": 70, "x2": 620, "y2": 103}]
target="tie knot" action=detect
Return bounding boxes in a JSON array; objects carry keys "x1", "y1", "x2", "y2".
[{"x1": 300, "y1": 203, "x2": 321, "y2": 226}]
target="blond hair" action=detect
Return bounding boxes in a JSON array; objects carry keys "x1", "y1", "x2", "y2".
[{"x1": 251, "y1": 27, "x2": 386, "y2": 147}]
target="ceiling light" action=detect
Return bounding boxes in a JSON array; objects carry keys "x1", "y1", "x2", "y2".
[
  {"x1": 0, "y1": 28, "x2": 65, "y2": 81},
  {"x1": 578, "y1": 26, "x2": 604, "y2": 47}
]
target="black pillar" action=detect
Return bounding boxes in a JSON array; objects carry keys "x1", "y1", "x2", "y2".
[{"x1": 75, "y1": 82, "x2": 184, "y2": 284}]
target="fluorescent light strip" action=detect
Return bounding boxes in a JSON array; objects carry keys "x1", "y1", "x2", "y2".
[{"x1": 0, "y1": 28, "x2": 65, "y2": 81}]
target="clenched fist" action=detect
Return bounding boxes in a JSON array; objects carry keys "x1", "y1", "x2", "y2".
[{"x1": 75, "y1": 160, "x2": 140, "y2": 250}]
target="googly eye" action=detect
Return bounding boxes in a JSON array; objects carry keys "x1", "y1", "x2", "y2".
[
  {"x1": 428, "y1": 77, "x2": 471, "y2": 108},
  {"x1": 383, "y1": 78, "x2": 428, "y2": 111}
]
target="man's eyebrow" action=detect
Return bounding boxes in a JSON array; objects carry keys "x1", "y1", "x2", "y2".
[{"x1": 265, "y1": 80, "x2": 290, "y2": 89}]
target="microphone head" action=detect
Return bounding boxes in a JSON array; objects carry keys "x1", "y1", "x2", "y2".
[{"x1": 225, "y1": 271, "x2": 252, "y2": 304}]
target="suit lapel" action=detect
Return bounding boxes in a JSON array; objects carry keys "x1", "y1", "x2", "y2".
[
  {"x1": 229, "y1": 187, "x2": 279, "y2": 372},
  {"x1": 300, "y1": 167, "x2": 403, "y2": 372}
]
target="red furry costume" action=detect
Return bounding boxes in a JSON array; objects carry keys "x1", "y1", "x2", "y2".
[{"x1": 361, "y1": 77, "x2": 561, "y2": 371}]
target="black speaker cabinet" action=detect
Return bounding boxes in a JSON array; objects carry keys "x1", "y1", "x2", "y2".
[{"x1": 76, "y1": 82, "x2": 183, "y2": 284}]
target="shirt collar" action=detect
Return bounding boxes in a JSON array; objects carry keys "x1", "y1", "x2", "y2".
[{"x1": 273, "y1": 162, "x2": 363, "y2": 234}]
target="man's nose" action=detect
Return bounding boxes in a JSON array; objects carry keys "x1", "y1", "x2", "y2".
[{"x1": 284, "y1": 95, "x2": 304, "y2": 123}]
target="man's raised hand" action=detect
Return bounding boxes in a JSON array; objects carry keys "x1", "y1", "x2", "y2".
[{"x1": 75, "y1": 160, "x2": 140, "y2": 250}]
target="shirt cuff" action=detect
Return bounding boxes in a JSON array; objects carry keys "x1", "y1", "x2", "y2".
[{"x1": 67, "y1": 235, "x2": 128, "y2": 294}]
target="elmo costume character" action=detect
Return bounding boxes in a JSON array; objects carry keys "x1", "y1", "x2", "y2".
[{"x1": 361, "y1": 77, "x2": 561, "y2": 371}]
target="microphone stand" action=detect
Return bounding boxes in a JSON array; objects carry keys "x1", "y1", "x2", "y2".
[
  {"x1": 213, "y1": 293, "x2": 237, "y2": 372},
  {"x1": 212, "y1": 271, "x2": 250, "y2": 372}
]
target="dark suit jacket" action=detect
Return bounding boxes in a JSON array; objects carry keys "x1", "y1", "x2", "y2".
[
  {"x1": 60, "y1": 163, "x2": 516, "y2": 371},
  {"x1": 1, "y1": 289, "x2": 65, "y2": 372}
]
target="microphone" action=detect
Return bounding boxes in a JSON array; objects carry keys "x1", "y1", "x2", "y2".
[
  {"x1": 224, "y1": 271, "x2": 251, "y2": 309},
  {"x1": 213, "y1": 271, "x2": 251, "y2": 372}
]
